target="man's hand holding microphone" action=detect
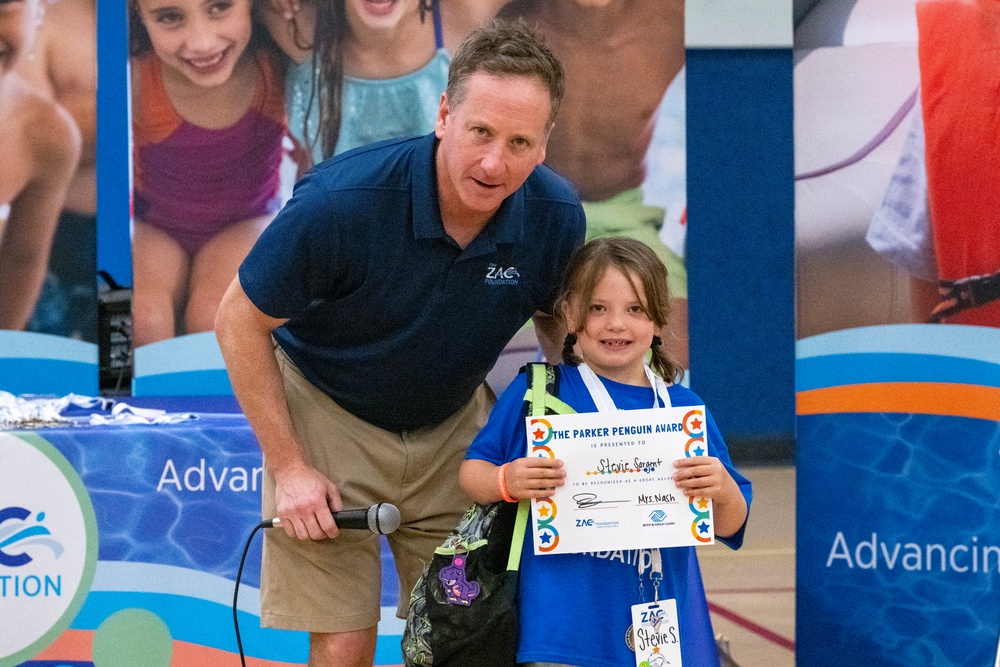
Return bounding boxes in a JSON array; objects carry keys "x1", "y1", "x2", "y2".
[{"x1": 266, "y1": 460, "x2": 400, "y2": 537}]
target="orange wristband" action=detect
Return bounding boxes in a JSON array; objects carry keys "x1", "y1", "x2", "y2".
[{"x1": 497, "y1": 463, "x2": 517, "y2": 503}]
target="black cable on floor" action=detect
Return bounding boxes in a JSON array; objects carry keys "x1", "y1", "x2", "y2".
[{"x1": 234, "y1": 521, "x2": 267, "y2": 666}]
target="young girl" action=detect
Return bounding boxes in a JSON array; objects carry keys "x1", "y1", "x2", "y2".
[
  {"x1": 0, "y1": 0, "x2": 81, "y2": 331},
  {"x1": 460, "y1": 237, "x2": 752, "y2": 667},
  {"x1": 129, "y1": 0, "x2": 286, "y2": 345},
  {"x1": 261, "y1": 0, "x2": 506, "y2": 171}
]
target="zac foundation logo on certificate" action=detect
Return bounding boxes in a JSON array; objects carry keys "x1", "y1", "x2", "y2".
[{"x1": 527, "y1": 407, "x2": 713, "y2": 555}]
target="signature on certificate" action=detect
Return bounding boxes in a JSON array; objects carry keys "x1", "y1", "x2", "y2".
[{"x1": 572, "y1": 493, "x2": 630, "y2": 509}]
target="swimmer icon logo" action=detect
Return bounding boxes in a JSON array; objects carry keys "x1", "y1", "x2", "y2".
[
  {"x1": 0, "y1": 507, "x2": 64, "y2": 567},
  {"x1": 0, "y1": 433, "x2": 98, "y2": 667}
]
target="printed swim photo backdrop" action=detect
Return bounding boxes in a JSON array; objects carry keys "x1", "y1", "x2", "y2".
[
  {"x1": 794, "y1": 0, "x2": 1000, "y2": 663},
  {"x1": 0, "y1": 0, "x2": 798, "y2": 449},
  {"x1": 124, "y1": 0, "x2": 694, "y2": 401}
]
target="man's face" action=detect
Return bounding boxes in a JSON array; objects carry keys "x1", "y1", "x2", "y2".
[{"x1": 434, "y1": 72, "x2": 552, "y2": 221}]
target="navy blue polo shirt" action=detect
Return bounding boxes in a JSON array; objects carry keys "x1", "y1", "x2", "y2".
[{"x1": 239, "y1": 133, "x2": 585, "y2": 431}]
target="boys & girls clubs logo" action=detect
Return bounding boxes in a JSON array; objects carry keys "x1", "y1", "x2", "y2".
[{"x1": 0, "y1": 432, "x2": 98, "y2": 667}]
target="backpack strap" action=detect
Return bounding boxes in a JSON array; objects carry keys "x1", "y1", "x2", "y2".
[
  {"x1": 508, "y1": 363, "x2": 544, "y2": 571},
  {"x1": 507, "y1": 502, "x2": 529, "y2": 571},
  {"x1": 522, "y1": 362, "x2": 575, "y2": 417},
  {"x1": 529, "y1": 362, "x2": 547, "y2": 417}
]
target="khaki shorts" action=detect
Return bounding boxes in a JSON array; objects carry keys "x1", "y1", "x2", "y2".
[{"x1": 260, "y1": 347, "x2": 494, "y2": 632}]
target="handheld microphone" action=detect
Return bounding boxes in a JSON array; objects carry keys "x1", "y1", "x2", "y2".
[{"x1": 260, "y1": 502, "x2": 401, "y2": 535}]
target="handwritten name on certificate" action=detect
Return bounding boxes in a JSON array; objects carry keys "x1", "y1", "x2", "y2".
[{"x1": 526, "y1": 406, "x2": 714, "y2": 555}]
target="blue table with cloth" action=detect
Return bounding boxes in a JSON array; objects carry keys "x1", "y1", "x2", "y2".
[{"x1": 1, "y1": 397, "x2": 405, "y2": 667}]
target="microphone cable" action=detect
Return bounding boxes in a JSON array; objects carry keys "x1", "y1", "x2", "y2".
[
  {"x1": 233, "y1": 520, "x2": 268, "y2": 667},
  {"x1": 231, "y1": 505, "x2": 400, "y2": 663}
]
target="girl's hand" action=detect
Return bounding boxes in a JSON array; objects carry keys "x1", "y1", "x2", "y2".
[
  {"x1": 503, "y1": 457, "x2": 566, "y2": 500},
  {"x1": 672, "y1": 456, "x2": 749, "y2": 539},
  {"x1": 672, "y1": 456, "x2": 730, "y2": 500}
]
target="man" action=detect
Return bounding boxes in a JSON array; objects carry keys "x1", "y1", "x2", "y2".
[
  {"x1": 215, "y1": 20, "x2": 585, "y2": 667},
  {"x1": 501, "y1": 0, "x2": 690, "y2": 367}
]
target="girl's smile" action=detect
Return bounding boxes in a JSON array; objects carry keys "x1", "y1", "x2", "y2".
[
  {"x1": 347, "y1": 0, "x2": 417, "y2": 32},
  {"x1": 181, "y1": 43, "x2": 231, "y2": 77}
]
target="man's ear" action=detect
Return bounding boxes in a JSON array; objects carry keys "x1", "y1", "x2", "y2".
[
  {"x1": 536, "y1": 122, "x2": 555, "y2": 165},
  {"x1": 435, "y1": 93, "x2": 449, "y2": 138}
]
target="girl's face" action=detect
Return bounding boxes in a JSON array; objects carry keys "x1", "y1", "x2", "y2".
[
  {"x1": 344, "y1": 0, "x2": 419, "y2": 33},
  {"x1": 565, "y1": 266, "x2": 656, "y2": 386},
  {"x1": 135, "y1": 0, "x2": 252, "y2": 88},
  {"x1": 0, "y1": 0, "x2": 41, "y2": 78}
]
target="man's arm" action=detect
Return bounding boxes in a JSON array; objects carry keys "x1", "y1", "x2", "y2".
[
  {"x1": 531, "y1": 310, "x2": 565, "y2": 363},
  {"x1": 215, "y1": 277, "x2": 343, "y2": 540}
]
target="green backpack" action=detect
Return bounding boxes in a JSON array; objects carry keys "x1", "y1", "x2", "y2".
[{"x1": 401, "y1": 363, "x2": 574, "y2": 667}]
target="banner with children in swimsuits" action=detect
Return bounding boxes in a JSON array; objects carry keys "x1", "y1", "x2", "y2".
[
  {"x1": 2, "y1": 0, "x2": 809, "y2": 460},
  {"x1": 122, "y1": 0, "x2": 694, "y2": 399}
]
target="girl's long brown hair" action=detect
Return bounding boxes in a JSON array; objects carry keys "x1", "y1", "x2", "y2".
[{"x1": 302, "y1": 0, "x2": 434, "y2": 159}]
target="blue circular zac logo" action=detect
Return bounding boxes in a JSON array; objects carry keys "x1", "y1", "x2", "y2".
[{"x1": 0, "y1": 433, "x2": 98, "y2": 667}]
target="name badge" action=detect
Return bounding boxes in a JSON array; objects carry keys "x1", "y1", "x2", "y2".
[{"x1": 630, "y1": 599, "x2": 681, "y2": 667}]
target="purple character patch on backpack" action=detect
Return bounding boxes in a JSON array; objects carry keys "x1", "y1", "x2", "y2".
[{"x1": 439, "y1": 553, "x2": 481, "y2": 606}]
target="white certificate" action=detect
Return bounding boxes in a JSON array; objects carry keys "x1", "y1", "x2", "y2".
[{"x1": 526, "y1": 406, "x2": 714, "y2": 555}]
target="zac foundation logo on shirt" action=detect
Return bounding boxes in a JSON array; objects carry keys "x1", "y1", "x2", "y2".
[
  {"x1": 0, "y1": 433, "x2": 98, "y2": 667},
  {"x1": 484, "y1": 263, "x2": 520, "y2": 286}
]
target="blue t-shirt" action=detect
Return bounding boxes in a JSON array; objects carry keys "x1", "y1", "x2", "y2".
[
  {"x1": 239, "y1": 133, "x2": 586, "y2": 431},
  {"x1": 465, "y1": 364, "x2": 753, "y2": 667}
]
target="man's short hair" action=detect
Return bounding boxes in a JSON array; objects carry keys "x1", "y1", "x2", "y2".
[{"x1": 446, "y1": 18, "x2": 565, "y2": 126}]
